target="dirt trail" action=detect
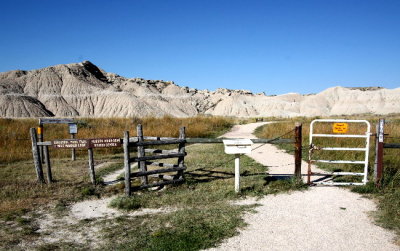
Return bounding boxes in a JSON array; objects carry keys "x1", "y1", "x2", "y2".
[
  {"x1": 209, "y1": 122, "x2": 398, "y2": 251},
  {"x1": 223, "y1": 122, "x2": 328, "y2": 182}
]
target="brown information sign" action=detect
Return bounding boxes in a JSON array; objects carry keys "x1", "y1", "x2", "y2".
[
  {"x1": 333, "y1": 123, "x2": 348, "y2": 133},
  {"x1": 52, "y1": 139, "x2": 89, "y2": 149},
  {"x1": 52, "y1": 138, "x2": 122, "y2": 149},
  {"x1": 89, "y1": 138, "x2": 121, "y2": 148}
]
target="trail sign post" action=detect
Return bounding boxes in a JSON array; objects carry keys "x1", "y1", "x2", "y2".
[
  {"x1": 69, "y1": 124, "x2": 78, "y2": 134},
  {"x1": 39, "y1": 118, "x2": 76, "y2": 161},
  {"x1": 68, "y1": 123, "x2": 78, "y2": 160},
  {"x1": 44, "y1": 136, "x2": 122, "y2": 185},
  {"x1": 223, "y1": 139, "x2": 253, "y2": 193}
]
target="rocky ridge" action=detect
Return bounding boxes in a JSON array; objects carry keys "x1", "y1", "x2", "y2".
[{"x1": 0, "y1": 61, "x2": 399, "y2": 118}]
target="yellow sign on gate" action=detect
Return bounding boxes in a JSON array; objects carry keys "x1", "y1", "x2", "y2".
[{"x1": 333, "y1": 123, "x2": 348, "y2": 133}]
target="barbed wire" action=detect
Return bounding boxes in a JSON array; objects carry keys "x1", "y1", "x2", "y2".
[
  {"x1": 266, "y1": 163, "x2": 294, "y2": 168},
  {"x1": 0, "y1": 137, "x2": 30, "y2": 140},
  {"x1": 253, "y1": 128, "x2": 295, "y2": 151},
  {"x1": 384, "y1": 136, "x2": 400, "y2": 139}
]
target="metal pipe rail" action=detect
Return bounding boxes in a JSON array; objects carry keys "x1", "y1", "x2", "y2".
[{"x1": 308, "y1": 119, "x2": 371, "y2": 186}]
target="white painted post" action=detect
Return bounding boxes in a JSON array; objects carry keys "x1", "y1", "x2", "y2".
[
  {"x1": 223, "y1": 139, "x2": 252, "y2": 193},
  {"x1": 235, "y1": 154, "x2": 240, "y2": 193}
]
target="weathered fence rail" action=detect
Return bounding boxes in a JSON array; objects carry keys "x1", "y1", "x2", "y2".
[
  {"x1": 383, "y1": 143, "x2": 400, "y2": 149},
  {"x1": 38, "y1": 118, "x2": 77, "y2": 162},
  {"x1": 125, "y1": 137, "x2": 294, "y2": 144},
  {"x1": 123, "y1": 124, "x2": 187, "y2": 196},
  {"x1": 31, "y1": 122, "x2": 302, "y2": 192}
]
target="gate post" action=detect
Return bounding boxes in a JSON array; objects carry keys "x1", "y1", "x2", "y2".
[
  {"x1": 294, "y1": 123, "x2": 302, "y2": 179},
  {"x1": 30, "y1": 128, "x2": 45, "y2": 184},
  {"x1": 374, "y1": 118, "x2": 385, "y2": 186},
  {"x1": 137, "y1": 124, "x2": 148, "y2": 185},
  {"x1": 71, "y1": 133, "x2": 76, "y2": 161},
  {"x1": 88, "y1": 148, "x2": 96, "y2": 185},
  {"x1": 176, "y1": 127, "x2": 186, "y2": 180},
  {"x1": 38, "y1": 123, "x2": 44, "y2": 163},
  {"x1": 124, "y1": 131, "x2": 131, "y2": 196},
  {"x1": 44, "y1": 145, "x2": 53, "y2": 183}
]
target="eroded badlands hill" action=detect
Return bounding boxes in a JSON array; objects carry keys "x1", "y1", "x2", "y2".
[{"x1": 0, "y1": 61, "x2": 399, "y2": 118}]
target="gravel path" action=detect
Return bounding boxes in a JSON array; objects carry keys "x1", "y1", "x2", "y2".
[{"x1": 209, "y1": 122, "x2": 398, "y2": 251}]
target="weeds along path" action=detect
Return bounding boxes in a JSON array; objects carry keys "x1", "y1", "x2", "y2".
[{"x1": 209, "y1": 122, "x2": 398, "y2": 251}]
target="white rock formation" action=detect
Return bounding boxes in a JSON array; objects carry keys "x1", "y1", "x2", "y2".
[{"x1": 0, "y1": 61, "x2": 399, "y2": 118}]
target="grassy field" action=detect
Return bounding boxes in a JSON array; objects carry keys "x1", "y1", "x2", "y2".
[
  {"x1": 0, "y1": 116, "x2": 306, "y2": 250},
  {"x1": 0, "y1": 116, "x2": 233, "y2": 214},
  {"x1": 0, "y1": 116, "x2": 233, "y2": 163},
  {"x1": 255, "y1": 115, "x2": 400, "y2": 236}
]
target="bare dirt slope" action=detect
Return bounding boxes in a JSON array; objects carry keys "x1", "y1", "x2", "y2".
[
  {"x1": 1, "y1": 61, "x2": 400, "y2": 118},
  {"x1": 209, "y1": 122, "x2": 398, "y2": 251}
]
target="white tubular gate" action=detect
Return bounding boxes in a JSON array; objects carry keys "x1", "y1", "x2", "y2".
[{"x1": 309, "y1": 119, "x2": 371, "y2": 186}]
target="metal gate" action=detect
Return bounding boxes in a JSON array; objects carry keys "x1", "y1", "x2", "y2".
[{"x1": 308, "y1": 119, "x2": 371, "y2": 186}]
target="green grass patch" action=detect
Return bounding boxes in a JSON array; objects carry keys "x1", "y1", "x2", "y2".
[{"x1": 100, "y1": 204, "x2": 254, "y2": 251}]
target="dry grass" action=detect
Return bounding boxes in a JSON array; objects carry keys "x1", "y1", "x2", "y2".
[
  {"x1": 0, "y1": 117, "x2": 306, "y2": 250},
  {"x1": 0, "y1": 116, "x2": 233, "y2": 163},
  {"x1": 0, "y1": 116, "x2": 233, "y2": 216}
]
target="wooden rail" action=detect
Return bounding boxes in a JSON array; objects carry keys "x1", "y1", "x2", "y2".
[
  {"x1": 131, "y1": 167, "x2": 186, "y2": 177},
  {"x1": 383, "y1": 143, "x2": 400, "y2": 149},
  {"x1": 146, "y1": 161, "x2": 179, "y2": 168},
  {"x1": 123, "y1": 124, "x2": 186, "y2": 196},
  {"x1": 130, "y1": 152, "x2": 186, "y2": 162},
  {"x1": 31, "y1": 123, "x2": 299, "y2": 192},
  {"x1": 145, "y1": 149, "x2": 178, "y2": 154},
  {"x1": 37, "y1": 137, "x2": 293, "y2": 146},
  {"x1": 132, "y1": 139, "x2": 186, "y2": 146}
]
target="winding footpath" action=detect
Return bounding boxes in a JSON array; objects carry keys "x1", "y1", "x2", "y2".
[{"x1": 209, "y1": 122, "x2": 398, "y2": 251}]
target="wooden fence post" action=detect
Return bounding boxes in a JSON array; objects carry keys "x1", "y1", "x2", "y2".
[
  {"x1": 137, "y1": 124, "x2": 148, "y2": 185},
  {"x1": 38, "y1": 124, "x2": 44, "y2": 164},
  {"x1": 176, "y1": 127, "x2": 186, "y2": 179},
  {"x1": 374, "y1": 118, "x2": 385, "y2": 186},
  {"x1": 71, "y1": 133, "x2": 76, "y2": 161},
  {"x1": 294, "y1": 123, "x2": 302, "y2": 179},
  {"x1": 30, "y1": 128, "x2": 45, "y2": 184},
  {"x1": 124, "y1": 131, "x2": 131, "y2": 196},
  {"x1": 44, "y1": 145, "x2": 53, "y2": 183},
  {"x1": 88, "y1": 148, "x2": 96, "y2": 185}
]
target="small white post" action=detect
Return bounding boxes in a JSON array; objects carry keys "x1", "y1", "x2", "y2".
[
  {"x1": 222, "y1": 139, "x2": 252, "y2": 193},
  {"x1": 235, "y1": 154, "x2": 240, "y2": 193}
]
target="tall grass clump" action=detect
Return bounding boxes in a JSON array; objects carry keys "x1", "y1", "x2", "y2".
[{"x1": 0, "y1": 116, "x2": 233, "y2": 163}]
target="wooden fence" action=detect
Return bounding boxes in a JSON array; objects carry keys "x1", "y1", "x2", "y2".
[
  {"x1": 30, "y1": 123, "x2": 301, "y2": 195},
  {"x1": 123, "y1": 125, "x2": 186, "y2": 196}
]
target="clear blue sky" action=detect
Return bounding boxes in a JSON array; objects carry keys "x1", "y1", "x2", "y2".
[{"x1": 1, "y1": 0, "x2": 399, "y2": 95}]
